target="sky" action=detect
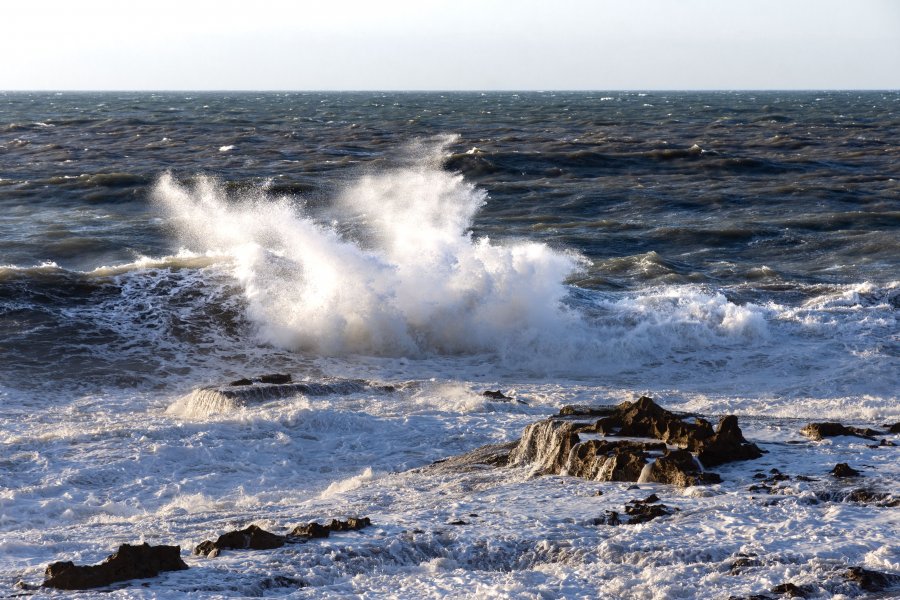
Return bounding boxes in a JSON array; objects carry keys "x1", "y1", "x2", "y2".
[{"x1": 3, "y1": 0, "x2": 899, "y2": 90}]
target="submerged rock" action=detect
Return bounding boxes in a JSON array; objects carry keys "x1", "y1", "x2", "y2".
[
  {"x1": 770, "y1": 582, "x2": 809, "y2": 597},
  {"x1": 800, "y1": 422, "x2": 880, "y2": 441},
  {"x1": 831, "y1": 463, "x2": 861, "y2": 478},
  {"x1": 482, "y1": 390, "x2": 513, "y2": 401},
  {"x1": 888, "y1": 422, "x2": 900, "y2": 434},
  {"x1": 843, "y1": 566, "x2": 900, "y2": 592},
  {"x1": 43, "y1": 543, "x2": 187, "y2": 590}
]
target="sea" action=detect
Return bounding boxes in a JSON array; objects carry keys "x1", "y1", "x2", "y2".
[{"x1": 1, "y1": 91, "x2": 898, "y2": 598}]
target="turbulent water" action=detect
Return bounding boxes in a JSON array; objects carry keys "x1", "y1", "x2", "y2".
[{"x1": 1, "y1": 92, "x2": 898, "y2": 598}]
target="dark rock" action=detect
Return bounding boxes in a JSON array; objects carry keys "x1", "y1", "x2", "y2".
[
  {"x1": 730, "y1": 553, "x2": 761, "y2": 574},
  {"x1": 290, "y1": 522, "x2": 330, "y2": 539},
  {"x1": 229, "y1": 378, "x2": 253, "y2": 386},
  {"x1": 590, "y1": 511, "x2": 621, "y2": 526},
  {"x1": 843, "y1": 566, "x2": 900, "y2": 592},
  {"x1": 868, "y1": 438, "x2": 896, "y2": 448},
  {"x1": 771, "y1": 582, "x2": 809, "y2": 597},
  {"x1": 623, "y1": 501, "x2": 672, "y2": 524},
  {"x1": 192, "y1": 540, "x2": 217, "y2": 557},
  {"x1": 259, "y1": 373, "x2": 292, "y2": 384},
  {"x1": 482, "y1": 390, "x2": 512, "y2": 401},
  {"x1": 327, "y1": 517, "x2": 371, "y2": 531},
  {"x1": 696, "y1": 415, "x2": 764, "y2": 467},
  {"x1": 594, "y1": 396, "x2": 715, "y2": 450},
  {"x1": 831, "y1": 463, "x2": 861, "y2": 478},
  {"x1": 888, "y1": 422, "x2": 900, "y2": 434},
  {"x1": 43, "y1": 543, "x2": 187, "y2": 590},
  {"x1": 800, "y1": 422, "x2": 880, "y2": 440},
  {"x1": 564, "y1": 439, "x2": 663, "y2": 482},
  {"x1": 814, "y1": 488, "x2": 898, "y2": 506},
  {"x1": 259, "y1": 575, "x2": 305, "y2": 589},
  {"x1": 558, "y1": 404, "x2": 617, "y2": 417},
  {"x1": 647, "y1": 449, "x2": 722, "y2": 487},
  {"x1": 196, "y1": 525, "x2": 286, "y2": 556},
  {"x1": 448, "y1": 520, "x2": 468, "y2": 525}
]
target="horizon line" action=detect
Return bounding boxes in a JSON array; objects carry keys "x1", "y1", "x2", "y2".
[{"x1": 2, "y1": 88, "x2": 899, "y2": 94}]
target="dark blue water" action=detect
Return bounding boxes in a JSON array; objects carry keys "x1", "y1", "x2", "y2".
[{"x1": 1, "y1": 91, "x2": 898, "y2": 394}]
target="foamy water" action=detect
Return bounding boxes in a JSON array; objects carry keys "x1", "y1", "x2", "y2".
[{"x1": 1, "y1": 92, "x2": 898, "y2": 598}]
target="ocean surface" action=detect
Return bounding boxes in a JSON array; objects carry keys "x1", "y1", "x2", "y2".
[{"x1": 1, "y1": 91, "x2": 898, "y2": 598}]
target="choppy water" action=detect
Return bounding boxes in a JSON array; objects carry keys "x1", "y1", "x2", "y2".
[{"x1": 1, "y1": 92, "x2": 898, "y2": 598}]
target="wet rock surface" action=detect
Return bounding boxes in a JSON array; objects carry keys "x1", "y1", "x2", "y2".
[
  {"x1": 195, "y1": 518, "x2": 371, "y2": 557},
  {"x1": 800, "y1": 422, "x2": 881, "y2": 441},
  {"x1": 830, "y1": 462, "x2": 861, "y2": 478},
  {"x1": 508, "y1": 397, "x2": 759, "y2": 486},
  {"x1": 43, "y1": 543, "x2": 188, "y2": 590},
  {"x1": 843, "y1": 566, "x2": 900, "y2": 592},
  {"x1": 591, "y1": 494, "x2": 675, "y2": 526}
]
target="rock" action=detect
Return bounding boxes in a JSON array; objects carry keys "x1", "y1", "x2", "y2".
[
  {"x1": 290, "y1": 522, "x2": 330, "y2": 539},
  {"x1": 564, "y1": 439, "x2": 664, "y2": 482},
  {"x1": 730, "y1": 553, "x2": 761, "y2": 575},
  {"x1": 43, "y1": 543, "x2": 187, "y2": 590},
  {"x1": 623, "y1": 500, "x2": 672, "y2": 524},
  {"x1": 696, "y1": 415, "x2": 764, "y2": 467},
  {"x1": 888, "y1": 422, "x2": 900, "y2": 434},
  {"x1": 647, "y1": 449, "x2": 722, "y2": 487},
  {"x1": 868, "y1": 438, "x2": 896, "y2": 448},
  {"x1": 843, "y1": 566, "x2": 900, "y2": 592},
  {"x1": 814, "y1": 488, "x2": 898, "y2": 507},
  {"x1": 831, "y1": 463, "x2": 861, "y2": 478},
  {"x1": 194, "y1": 525, "x2": 285, "y2": 556},
  {"x1": 509, "y1": 419, "x2": 581, "y2": 475},
  {"x1": 593, "y1": 396, "x2": 715, "y2": 450},
  {"x1": 800, "y1": 422, "x2": 880, "y2": 440},
  {"x1": 424, "y1": 441, "x2": 518, "y2": 473},
  {"x1": 482, "y1": 390, "x2": 512, "y2": 400},
  {"x1": 229, "y1": 378, "x2": 253, "y2": 386},
  {"x1": 258, "y1": 373, "x2": 292, "y2": 384},
  {"x1": 558, "y1": 405, "x2": 618, "y2": 417},
  {"x1": 770, "y1": 582, "x2": 808, "y2": 597},
  {"x1": 192, "y1": 540, "x2": 217, "y2": 557},
  {"x1": 327, "y1": 517, "x2": 371, "y2": 531},
  {"x1": 291, "y1": 517, "x2": 371, "y2": 538}
]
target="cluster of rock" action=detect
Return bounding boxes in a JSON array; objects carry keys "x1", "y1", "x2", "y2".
[
  {"x1": 193, "y1": 518, "x2": 372, "y2": 558},
  {"x1": 42, "y1": 517, "x2": 370, "y2": 590},
  {"x1": 508, "y1": 396, "x2": 764, "y2": 487},
  {"x1": 42, "y1": 543, "x2": 187, "y2": 591}
]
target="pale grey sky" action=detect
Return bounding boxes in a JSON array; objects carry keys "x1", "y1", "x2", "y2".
[{"x1": 3, "y1": 0, "x2": 899, "y2": 90}]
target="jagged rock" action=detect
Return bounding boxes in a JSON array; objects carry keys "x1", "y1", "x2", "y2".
[
  {"x1": 646, "y1": 449, "x2": 722, "y2": 487},
  {"x1": 831, "y1": 463, "x2": 861, "y2": 478},
  {"x1": 843, "y1": 566, "x2": 900, "y2": 592},
  {"x1": 564, "y1": 439, "x2": 664, "y2": 481},
  {"x1": 623, "y1": 496, "x2": 672, "y2": 524},
  {"x1": 770, "y1": 582, "x2": 809, "y2": 597},
  {"x1": 327, "y1": 517, "x2": 371, "y2": 531},
  {"x1": 730, "y1": 553, "x2": 761, "y2": 574},
  {"x1": 43, "y1": 543, "x2": 187, "y2": 590},
  {"x1": 291, "y1": 517, "x2": 371, "y2": 538},
  {"x1": 696, "y1": 415, "x2": 764, "y2": 467},
  {"x1": 194, "y1": 525, "x2": 285, "y2": 556},
  {"x1": 558, "y1": 405, "x2": 618, "y2": 417},
  {"x1": 593, "y1": 396, "x2": 715, "y2": 450},
  {"x1": 290, "y1": 522, "x2": 330, "y2": 539},
  {"x1": 800, "y1": 422, "x2": 880, "y2": 440}
]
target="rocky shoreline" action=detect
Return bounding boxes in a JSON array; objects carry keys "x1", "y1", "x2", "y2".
[{"x1": 30, "y1": 377, "x2": 900, "y2": 597}]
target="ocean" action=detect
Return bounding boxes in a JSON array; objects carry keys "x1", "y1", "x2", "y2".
[{"x1": 1, "y1": 91, "x2": 898, "y2": 598}]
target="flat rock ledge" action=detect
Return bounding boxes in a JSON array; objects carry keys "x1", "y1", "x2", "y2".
[
  {"x1": 43, "y1": 543, "x2": 187, "y2": 590},
  {"x1": 508, "y1": 396, "x2": 762, "y2": 486}
]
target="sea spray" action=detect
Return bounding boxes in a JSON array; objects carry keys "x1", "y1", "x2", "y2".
[{"x1": 152, "y1": 139, "x2": 587, "y2": 360}]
